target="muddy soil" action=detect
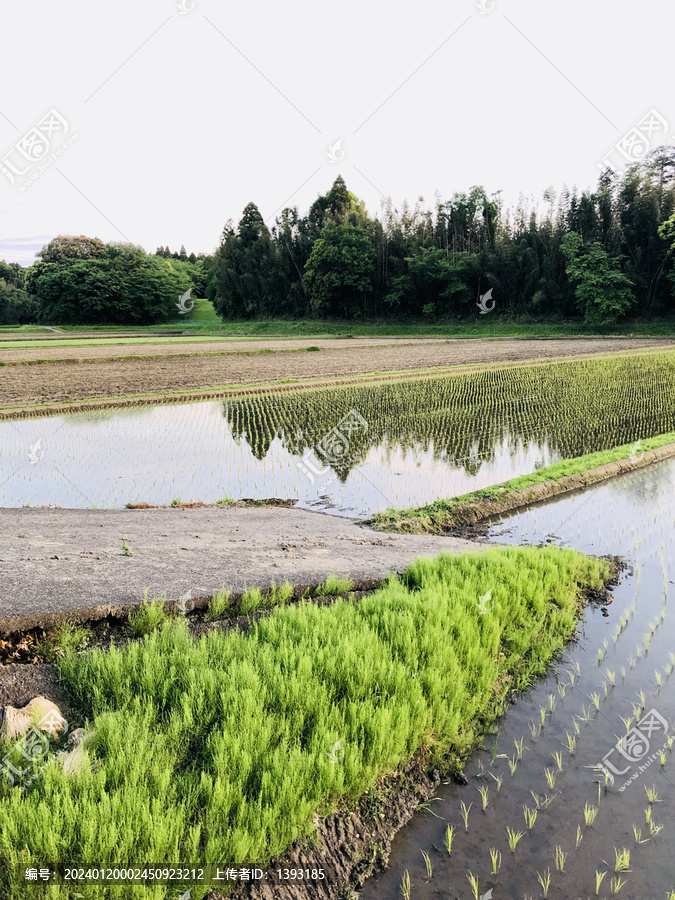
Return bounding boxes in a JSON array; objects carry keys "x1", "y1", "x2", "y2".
[{"x1": 1, "y1": 338, "x2": 671, "y2": 411}]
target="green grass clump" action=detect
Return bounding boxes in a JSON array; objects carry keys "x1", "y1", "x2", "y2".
[
  {"x1": 41, "y1": 623, "x2": 91, "y2": 661},
  {"x1": 0, "y1": 547, "x2": 610, "y2": 898},
  {"x1": 206, "y1": 588, "x2": 231, "y2": 621},
  {"x1": 127, "y1": 595, "x2": 169, "y2": 636},
  {"x1": 315, "y1": 573, "x2": 354, "y2": 596}
]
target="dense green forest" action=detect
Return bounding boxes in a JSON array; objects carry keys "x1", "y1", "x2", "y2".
[
  {"x1": 208, "y1": 148, "x2": 675, "y2": 326},
  {"x1": 3, "y1": 147, "x2": 675, "y2": 326}
]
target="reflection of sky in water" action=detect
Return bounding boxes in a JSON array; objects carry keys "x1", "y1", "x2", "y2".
[{"x1": 0, "y1": 401, "x2": 559, "y2": 515}]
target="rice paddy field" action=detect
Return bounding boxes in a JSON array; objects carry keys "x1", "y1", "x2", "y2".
[
  {"x1": 3, "y1": 344, "x2": 675, "y2": 899},
  {"x1": 3, "y1": 350, "x2": 675, "y2": 515}
]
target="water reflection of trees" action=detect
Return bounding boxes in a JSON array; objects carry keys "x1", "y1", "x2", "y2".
[{"x1": 222, "y1": 356, "x2": 675, "y2": 478}]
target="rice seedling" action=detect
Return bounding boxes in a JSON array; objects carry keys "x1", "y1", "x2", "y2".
[
  {"x1": 460, "y1": 801, "x2": 472, "y2": 832},
  {"x1": 121, "y1": 539, "x2": 132, "y2": 557},
  {"x1": 666, "y1": 891, "x2": 675, "y2": 900},
  {"x1": 514, "y1": 736, "x2": 526, "y2": 759},
  {"x1": 400, "y1": 869, "x2": 411, "y2": 900},
  {"x1": 645, "y1": 806, "x2": 652, "y2": 824},
  {"x1": 579, "y1": 704, "x2": 594, "y2": 723},
  {"x1": 530, "y1": 790, "x2": 543, "y2": 809},
  {"x1": 544, "y1": 768, "x2": 556, "y2": 790},
  {"x1": 645, "y1": 785, "x2": 661, "y2": 803},
  {"x1": 620, "y1": 666, "x2": 626, "y2": 678},
  {"x1": 547, "y1": 693, "x2": 556, "y2": 712},
  {"x1": 571, "y1": 660, "x2": 581, "y2": 676},
  {"x1": 444, "y1": 824, "x2": 456, "y2": 855},
  {"x1": 572, "y1": 717, "x2": 580, "y2": 735},
  {"x1": 506, "y1": 827, "x2": 525, "y2": 853},
  {"x1": 649, "y1": 820, "x2": 664, "y2": 838},
  {"x1": 466, "y1": 871, "x2": 479, "y2": 900},
  {"x1": 668, "y1": 736, "x2": 674, "y2": 752},
  {"x1": 508, "y1": 755, "x2": 518, "y2": 775},
  {"x1": 537, "y1": 868, "x2": 552, "y2": 898},
  {"x1": 595, "y1": 871, "x2": 607, "y2": 895},
  {"x1": 637, "y1": 689, "x2": 646, "y2": 710},
  {"x1": 565, "y1": 732, "x2": 577, "y2": 753},
  {"x1": 597, "y1": 648, "x2": 605, "y2": 662},
  {"x1": 632, "y1": 825, "x2": 648, "y2": 844},
  {"x1": 489, "y1": 771, "x2": 503, "y2": 791},
  {"x1": 315, "y1": 573, "x2": 354, "y2": 596},
  {"x1": 489, "y1": 847, "x2": 502, "y2": 875},
  {"x1": 584, "y1": 803, "x2": 598, "y2": 826},
  {"x1": 523, "y1": 805, "x2": 538, "y2": 830},
  {"x1": 539, "y1": 705, "x2": 547, "y2": 725},
  {"x1": 590, "y1": 691, "x2": 601, "y2": 711},
  {"x1": 568, "y1": 671, "x2": 576, "y2": 687},
  {"x1": 655, "y1": 670, "x2": 663, "y2": 688},
  {"x1": 478, "y1": 785, "x2": 489, "y2": 810},
  {"x1": 127, "y1": 594, "x2": 168, "y2": 636},
  {"x1": 602, "y1": 681, "x2": 609, "y2": 697},
  {"x1": 619, "y1": 715, "x2": 633, "y2": 733},
  {"x1": 575, "y1": 825, "x2": 583, "y2": 848},
  {"x1": 613, "y1": 848, "x2": 630, "y2": 872},
  {"x1": 41, "y1": 622, "x2": 91, "y2": 661},
  {"x1": 540, "y1": 792, "x2": 557, "y2": 810},
  {"x1": 610, "y1": 876, "x2": 627, "y2": 894},
  {"x1": 421, "y1": 849, "x2": 432, "y2": 878},
  {"x1": 552, "y1": 751, "x2": 563, "y2": 772},
  {"x1": 557, "y1": 681, "x2": 567, "y2": 699},
  {"x1": 528, "y1": 720, "x2": 539, "y2": 739},
  {"x1": 239, "y1": 586, "x2": 263, "y2": 614},
  {"x1": 206, "y1": 587, "x2": 231, "y2": 621},
  {"x1": 660, "y1": 751, "x2": 666, "y2": 767},
  {"x1": 554, "y1": 844, "x2": 566, "y2": 872}
]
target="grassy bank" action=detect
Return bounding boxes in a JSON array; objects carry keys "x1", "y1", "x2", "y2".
[
  {"x1": 1, "y1": 318, "x2": 675, "y2": 344},
  {"x1": 368, "y1": 433, "x2": 675, "y2": 533},
  {"x1": 0, "y1": 547, "x2": 611, "y2": 899}
]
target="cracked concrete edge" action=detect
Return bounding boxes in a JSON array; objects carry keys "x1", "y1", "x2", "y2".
[{"x1": 0, "y1": 577, "x2": 386, "y2": 636}]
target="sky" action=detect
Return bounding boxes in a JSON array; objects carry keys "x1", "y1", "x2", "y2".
[{"x1": 0, "y1": 0, "x2": 673, "y2": 266}]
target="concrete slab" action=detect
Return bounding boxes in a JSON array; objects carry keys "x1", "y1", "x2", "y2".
[{"x1": 0, "y1": 507, "x2": 484, "y2": 632}]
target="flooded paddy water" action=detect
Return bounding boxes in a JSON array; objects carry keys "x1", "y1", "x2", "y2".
[
  {"x1": 359, "y1": 459, "x2": 675, "y2": 899},
  {"x1": 3, "y1": 353, "x2": 675, "y2": 514}
]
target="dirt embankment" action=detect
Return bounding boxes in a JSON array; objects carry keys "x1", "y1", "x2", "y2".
[
  {"x1": 371, "y1": 442, "x2": 675, "y2": 534},
  {"x1": 1, "y1": 337, "x2": 672, "y2": 414}
]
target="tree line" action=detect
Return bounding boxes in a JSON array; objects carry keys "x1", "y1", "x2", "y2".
[
  {"x1": 2, "y1": 147, "x2": 675, "y2": 326},
  {"x1": 208, "y1": 148, "x2": 675, "y2": 325}
]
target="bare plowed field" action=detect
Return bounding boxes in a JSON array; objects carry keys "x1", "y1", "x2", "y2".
[{"x1": 1, "y1": 337, "x2": 672, "y2": 412}]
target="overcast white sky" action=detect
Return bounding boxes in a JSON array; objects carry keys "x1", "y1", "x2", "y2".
[{"x1": 0, "y1": 0, "x2": 672, "y2": 266}]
